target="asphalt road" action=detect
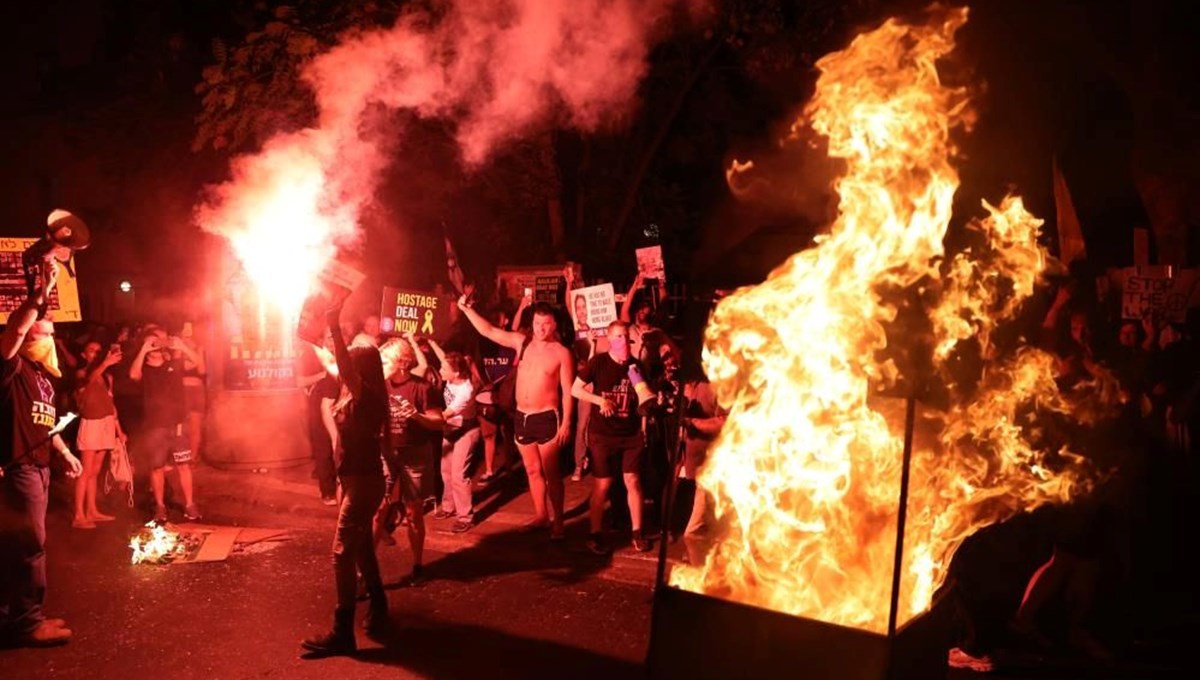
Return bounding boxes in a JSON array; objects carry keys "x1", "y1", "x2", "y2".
[{"x1": 1, "y1": 461, "x2": 1191, "y2": 679}]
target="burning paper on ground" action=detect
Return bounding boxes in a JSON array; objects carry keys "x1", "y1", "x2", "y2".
[
  {"x1": 129, "y1": 523, "x2": 291, "y2": 566},
  {"x1": 129, "y1": 522, "x2": 202, "y2": 565},
  {"x1": 671, "y1": 5, "x2": 1118, "y2": 633}
]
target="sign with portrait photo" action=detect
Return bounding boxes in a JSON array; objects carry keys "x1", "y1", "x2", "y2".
[
  {"x1": 570, "y1": 283, "x2": 616, "y2": 339},
  {"x1": 635, "y1": 245, "x2": 666, "y2": 283}
]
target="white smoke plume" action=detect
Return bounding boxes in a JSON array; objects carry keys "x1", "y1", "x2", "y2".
[{"x1": 197, "y1": 0, "x2": 711, "y2": 291}]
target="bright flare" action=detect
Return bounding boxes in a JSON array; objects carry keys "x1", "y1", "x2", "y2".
[{"x1": 671, "y1": 6, "x2": 1111, "y2": 633}]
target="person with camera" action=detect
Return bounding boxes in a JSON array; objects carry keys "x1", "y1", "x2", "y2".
[
  {"x1": 1, "y1": 259, "x2": 82, "y2": 647},
  {"x1": 71, "y1": 340, "x2": 127, "y2": 528},
  {"x1": 130, "y1": 327, "x2": 203, "y2": 523}
]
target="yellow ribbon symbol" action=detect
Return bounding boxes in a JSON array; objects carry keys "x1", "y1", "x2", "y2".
[{"x1": 421, "y1": 309, "x2": 435, "y2": 335}]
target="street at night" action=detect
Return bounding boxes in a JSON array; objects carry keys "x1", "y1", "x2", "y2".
[{"x1": 3, "y1": 1, "x2": 1199, "y2": 678}]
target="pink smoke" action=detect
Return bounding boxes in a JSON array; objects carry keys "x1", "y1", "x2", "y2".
[{"x1": 197, "y1": 0, "x2": 709, "y2": 306}]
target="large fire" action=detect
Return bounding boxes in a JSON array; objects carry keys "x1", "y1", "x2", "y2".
[{"x1": 670, "y1": 6, "x2": 1114, "y2": 632}]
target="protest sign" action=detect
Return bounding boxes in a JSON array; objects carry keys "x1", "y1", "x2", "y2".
[
  {"x1": 296, "y1": 260, "x2": 366, "y2": 346},
  {"x1": 380, "y1": 287, "x2": 451, "y2": 340},
  {"x1": 222, "y1": 271, "x2": 301, "y2": 391},
  {"x1": 571, "y1": 283, "x2": 616, "y2": 339},
  {"x1": 0, "y1": 237, "x2": 82, "y2": 323},
  {"x1": 496, "y1": 264, "x2": 580, "y2": 306},
  {"x1": 1111, "y1": 266, "x2": 1200, "y2": 323},
  {"x1": 636, "y1": 245, "x2": 666, "y2": 283}
]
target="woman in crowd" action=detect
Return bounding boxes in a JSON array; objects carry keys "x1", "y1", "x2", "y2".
[
  {"x1": 301, "y1": 304, "x2": 389, "y2": 656},
  {"x1": 72, "y1": 340, "x2": 127, "y2": 528},
  {"x1": 428, "y1": 340, "x2": 482, "y2": 532}
]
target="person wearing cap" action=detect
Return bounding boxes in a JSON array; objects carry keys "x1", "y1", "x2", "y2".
[
  {"x1": 571, "y1": 320, "x2": 656, "y2": 555},
  {"x1": 1, "y1": 259, "x2": 83, "y2": 647}
]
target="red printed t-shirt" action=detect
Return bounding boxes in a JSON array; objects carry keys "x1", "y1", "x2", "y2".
[{"x1": 1, "y1": 356, "x2": 57, "y2": 467}]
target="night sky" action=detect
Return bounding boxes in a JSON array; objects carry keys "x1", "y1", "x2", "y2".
[{"x1": 1, "y1": 0, "x2": 1196, "y2": 316}]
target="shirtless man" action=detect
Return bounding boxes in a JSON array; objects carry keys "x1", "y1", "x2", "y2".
[{"x1": 458, "y1": 292, "x2": 573, "y2": 539}]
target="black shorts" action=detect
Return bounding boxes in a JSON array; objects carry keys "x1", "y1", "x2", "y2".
[
  {"x1": 589, "y1": 431, "x2": 644, "y2": 479},
  {"x1": 143, "y1": 424, "x2": 192, "y2": 469},
  {"x1": 514, "y1": 410, "x2": 559, "y2": 445}
]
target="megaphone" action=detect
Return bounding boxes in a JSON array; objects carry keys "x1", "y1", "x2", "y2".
[
  {"x1": 628, "y1": 363, "x2": 658, "y2": 416},
  {"x1": 23, "y1": 209, "x2": 91, "y2": 295}
]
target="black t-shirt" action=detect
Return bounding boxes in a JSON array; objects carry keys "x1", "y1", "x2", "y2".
[
  {"x1": 580, "y1": 353, "x2": 642, "y2": 438},
  {"x1": 308, "y1": 374, "x2": 340, "y2": 443},
  {"x1": 333, "y1": 384, "x2": 386, "y2": 477},
  {"x1": 142, "y1": 359, "x2": 186, "y2": 427},
  {"x1": 1, "y1": 356, "x2": 57, "y2": 467},
  {"x1": 385, "y1": 375, "x2": 444, "y2": 450}
]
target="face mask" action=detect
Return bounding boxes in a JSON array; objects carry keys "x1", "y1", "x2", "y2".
[{"x1": 20, "y1": 336, "x2": 61, "y2": 378}]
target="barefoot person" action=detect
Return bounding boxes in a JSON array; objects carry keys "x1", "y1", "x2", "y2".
[
  {"x1": 1, "y1": 259, "x2": 83, "y2": 647},
  {"x1": 302, "y1": 303, "x2": 390, "y2": 656},
  {"x1": 72, "y1": 340, "x2": 127, "y2": 528},
  {"x1": 458, "y1": 291, "x2": 573, "y2": 539}
]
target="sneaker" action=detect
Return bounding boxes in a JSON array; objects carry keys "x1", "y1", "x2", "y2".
[
  {"x1": 153, "y1": 505, "x2": 168, "y2": 523},
  {"x1": 405, "y1": 564, "x2": 426, "y2": 587},
  {"x1": 321, "y1": 495, "x2": 338, "y2": 506},
  {"x1": 183, "y1": 504, "x2": 202, "y2": 522},
  {"x1": 585, "y1": 533, "x2": 610, "y2": 555},
  {"x1": 570, "y1": 470, "x2": 582, "y2": 482},
  {"x1": 432, "y1": 508, "x2": 454, "y2": 520},
  {"x1": 451, "y1": 518, "x2": 473, "y2": 533},
  {"x1": 16, "y1": 620, "x2": 72, "y2": 647},
  {"x1": 300, "y1": 630, "x2": 355, "y2": 657},
  {"x1": 947, "y1": 647, "x2": 994, "y2": 673},
  {"x1": 479, "y1": 471, "x2": 494, "y2": 483},
  {"x1": 631, "y1": 531, "x2": 653, "y2": 553}
]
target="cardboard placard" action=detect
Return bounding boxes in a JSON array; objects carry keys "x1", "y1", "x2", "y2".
[
  {"x1": 296, "y1": 260, "x2": 367, "y2": 346},
  {"x1": 571, "y1": 283, "x2": 616, "y2": 339},
  {"x1": 379, "y1": 287, "x2": 451, "y2": 340},
  {"x1": 635, "y1": 245, "x2": 666, "y2": 283},
  {"x1": 496, "y1": 264, "x2": 579, "y2": 306},
  {"x1": 0, "y1": 237, "x2": 82, "y2": 324},
  {"x1": 1110, "y1": 266, "x2": 1200, "y2": 322}
]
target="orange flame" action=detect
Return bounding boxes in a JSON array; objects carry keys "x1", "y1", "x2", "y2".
[
  {"x1": 130, "y1": 522, "x2": 185, "y2": 565},
  {"x1": 670, "y1": 6, "x2": 1113, "y2": 632}
]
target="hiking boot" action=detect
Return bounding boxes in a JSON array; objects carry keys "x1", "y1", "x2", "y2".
[
  {"x1": 585, "y1": 533, "x2": 610, "y2": 555},
  {"x1": 16, "y1": 621, "x2": 72, "y2": 647},
  {"x1": 363, "y1": 600, "x2": 390, "y2": 638},
  {"x1": 632, "y1": 531, "x2": 653, "y2": 553},
  {"x1": 183, "y1": 504, "x2": 202, "y2": 522},
  {"x1": 301, "y1": 608, "x2": 355, "y2": 657}
]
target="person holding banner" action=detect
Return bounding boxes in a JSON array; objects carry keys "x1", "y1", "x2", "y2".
[
  {"x1": 1, "y1": 259, "x2": 82, "y2": 648},
  {"x1": 458, "y1": 292, "x2": 574, "y2": 540}
]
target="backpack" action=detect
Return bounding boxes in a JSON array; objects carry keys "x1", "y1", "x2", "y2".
[{"x1": 105, "y1": 437, "x2": 134, "y2": 507}]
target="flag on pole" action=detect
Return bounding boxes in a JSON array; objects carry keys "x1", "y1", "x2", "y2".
[
  {"x1": 445, "y1": 234, "x2": 465, "y2": 295},
  {"x1": 1052, "y1": 155, "x2": 1086, "y2": 265}
]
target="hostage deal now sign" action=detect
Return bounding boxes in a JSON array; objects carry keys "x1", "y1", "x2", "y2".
[{"x1": 380, "y1": 287, "x2": 450, "y2": 339}]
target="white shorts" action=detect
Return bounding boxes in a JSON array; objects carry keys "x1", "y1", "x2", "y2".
[{"x1": 77, "y1": 415, "x2": 118, "y2": 451}]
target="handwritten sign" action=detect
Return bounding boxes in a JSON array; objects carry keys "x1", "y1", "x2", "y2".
[
  {"x1": 636, "y1": 245, "x2": 665, "y2": 283},
  {"x1": 1112, "y1": 266, "x2": 1200, "y2": 323},
  {"x1": 572, "y1": 283, "x2": 616, "y2": 339},
  {"x1": 380, "y1": 287, "x2": 450, "y2": 340},
  {"x1": 0, "y1": 237, "x2": 82, "y2": 324}
]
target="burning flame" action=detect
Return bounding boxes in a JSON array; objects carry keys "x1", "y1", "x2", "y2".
[
  {"x1": 130, "y1": 522, "x2": 186, "y2": 565},
  {"x1": 671, "y1": 6, "x2": 1114, "y2": 632}
]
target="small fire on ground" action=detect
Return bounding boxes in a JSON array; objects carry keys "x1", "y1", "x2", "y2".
[
  {"x1": 130, "y1": 522, "x2": 200, "y2": 565},
  {"x1": 671, "y1": 5, "x2": 1118, "y2": 633}
]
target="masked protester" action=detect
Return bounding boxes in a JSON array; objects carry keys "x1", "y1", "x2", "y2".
[{"x1": 1, "y1": 260, "x2": 83, "y2": 647}]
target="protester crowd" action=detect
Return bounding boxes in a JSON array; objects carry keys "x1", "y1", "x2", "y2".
[{"x1": 4, "y1": 250, "x2": 1197, "y2": 673}]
